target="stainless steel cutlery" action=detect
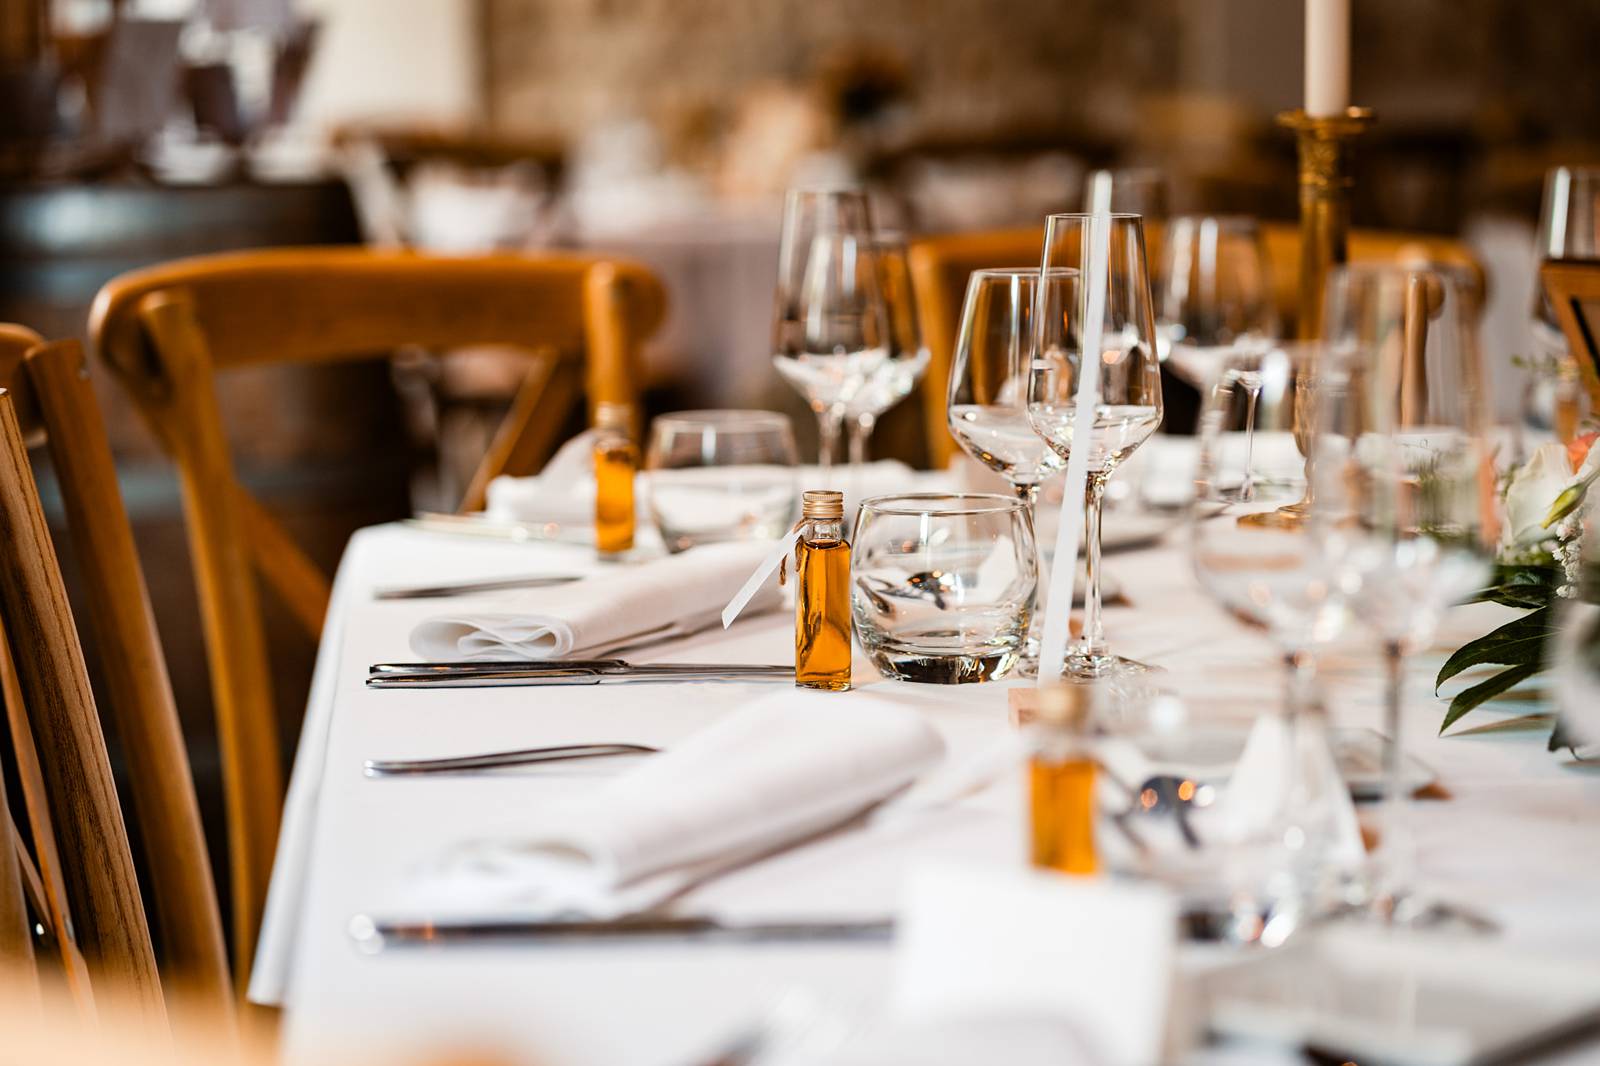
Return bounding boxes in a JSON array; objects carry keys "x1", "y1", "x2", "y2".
[
  {"x1": 365, "y1": 659, "x2": 794, "y2": 687},
  {"x1": 364, "y1": 742, "x2": 659, "y2": 776}
]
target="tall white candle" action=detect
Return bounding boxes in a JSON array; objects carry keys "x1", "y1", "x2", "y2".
[{"x1": 1304, "y1": 0, "x2": 1350, "y2": 117}]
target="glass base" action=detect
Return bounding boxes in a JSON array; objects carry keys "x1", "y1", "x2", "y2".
[{"x1": 1056, "y1": 651, "x2": 1155, "y2": 680}]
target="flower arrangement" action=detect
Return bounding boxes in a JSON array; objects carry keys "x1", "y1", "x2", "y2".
[{"x1": 1436, "y1": 431, "x2": 1599, "y2": 744}]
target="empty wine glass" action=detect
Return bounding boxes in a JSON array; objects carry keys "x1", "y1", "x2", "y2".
[
  {"x1": 1310, "y1": 264, "x2": 1496, "y2": 919},
  {"x1": 844, "y1": 234, "x2": 930, "y2": 467},
  {"x1": 773, "y1": 188, "x2": 891, "y2": 478},
  {"x1": 1189, "y1": 344, "x2": 1351, "y2": 935},
  {"x1": 1157, "y1": 215, "x2": 1278, "y2": 389},
  {"x1": 1027, "y1": 213, "x2": 1164, "y2": 682},
  {"x1": 948, "y1": 267, "x2": 1074, "y2": 676},
  {"x1": 1083, "y1": 167, "x2": 1167, "y2": 220}
]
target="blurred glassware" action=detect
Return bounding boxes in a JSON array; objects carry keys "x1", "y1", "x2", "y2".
[
  {"x1": 1552, "y1": 540, "x2": 1600, "y2": 753},
  {"x1": 1156, "y1": 215, "x2": 1279, "y2": 390},
  {"x1": 1310, "y1": 264, "x2": 1495, "y2": 918},
  {"x1": 645, "y1": 410, "x2": 799, "y2": 553},
  {"x1": 1026, "y1": 213, "x2": 1164, "y2": 683},
  {"x1": 772, "y1": 188, "x2": 892, "y2": 477},
  {"x1": 1083, "y1": 167, "x2": 1168, "y2": 220},
  {"x1": 1532, "y1": 166, "x2": 1600, "y2": 354},
  {"x1": 851, "y1": 493, "x2": 1037, "y2": 683},
  {"x1": 1187, "y1": 344, "x2": 1349, "y2": 932},
  {"x1": 844, "y1": 234, "x2": 930, "y2": 467}
]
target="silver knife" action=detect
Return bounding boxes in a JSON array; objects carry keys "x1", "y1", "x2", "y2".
[
  {"x1": 349, "y1": 913, "x2": 892, "y2": 953},
  {"x1": 405, "y1": 512, "x2": 594, "y2": 546},
  {"x1": 372, "y1": 574, "x2": 583, "y2": 599},
  {"x1": 365, "y1": 661, "x2": 794, "y2": 688}
]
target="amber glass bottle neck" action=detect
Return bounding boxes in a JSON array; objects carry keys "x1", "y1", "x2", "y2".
[{"x1": 803, "y1": 518, "x2": 843, "y2": 545}]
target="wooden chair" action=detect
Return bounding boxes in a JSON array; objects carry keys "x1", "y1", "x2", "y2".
[
  {"x1": 0, "y1": 327, "x2": 230, "y2": 1025},
  {"x1": 1541, "y1": 258, "x2": 1600, "y2": 412},
  {"x1": 908, "y1": 221, "x2": 1487, "y2": 466},
  {"x1": 88, "y1": 248, "x2": 665, "y2": 980}
]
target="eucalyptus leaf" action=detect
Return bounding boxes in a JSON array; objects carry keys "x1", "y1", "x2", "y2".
[
  {"x1": 1440, "y1": 663, "x2": 1542, "y2": 733},
  {"x1": 1435, "y1": 606, "x2": 1556, "y2": 692}
]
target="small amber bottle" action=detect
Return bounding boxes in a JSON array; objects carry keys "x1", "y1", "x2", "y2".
[
  {"x1": 592, "y1": 402, "x2": 637, "y2": 557},
  {"x1": 794, "y1": 489, "x2": 851, "y2": 691},
  {"x1": 1029, "y1": 683, "x2": 1099, "y2": 876}
]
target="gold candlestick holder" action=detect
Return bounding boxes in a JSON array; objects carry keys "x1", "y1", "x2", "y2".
[{"x1": 1277, "y1": 107, "x2": 1375, "y2": 339}]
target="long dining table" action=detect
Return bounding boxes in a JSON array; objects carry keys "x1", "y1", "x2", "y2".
[{"x1": 251, "y1": 478, "x2": 1600, "y2": 1065}]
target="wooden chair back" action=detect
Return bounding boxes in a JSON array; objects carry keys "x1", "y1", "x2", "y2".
[
  {"x1": 88, "y1": 248, "x2": 665, "y2": 980},
  {"x1": 0, "y1": 327, "x2": 229, "y2": 1025},
  {"x1": 907, "y1": 221, "x2": 1487, "y2": 466},
  {"x1": 1540, "y1": 258, "x2": 1600, "y2": 412}
]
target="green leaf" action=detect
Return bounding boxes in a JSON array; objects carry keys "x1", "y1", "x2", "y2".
[
  {"x1": 1435, "y1": 606, "x2": 1556, "y2": 692},
  {"x1": 1466, "y1": 565, "x2": 1560, "y2": 608},
  {"x1": 1440, "y1": 662, "x2": 1542, "y2": 733}
]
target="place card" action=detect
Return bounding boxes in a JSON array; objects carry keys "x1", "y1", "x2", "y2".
[{"x1": 890, "y1": 862, "x2": 1178, "y2": 1065}]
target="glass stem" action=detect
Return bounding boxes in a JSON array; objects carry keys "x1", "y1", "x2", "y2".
[
  {"x1": 1379, "y1": 639, "x2": 1413, "y2": 911},
  {"x1": 847, "y1": 412, "x2": 875, "y2": 467},
  {"x1": 1014, "y1": 481, "x2": 1045, "y2": 617},
  {"x1": 816, "y1": 408, "x2": 843, "y2": 479},
  {"x1": 1080, "y1": 472, "x2": 1108, "y2": 658},
  {"x1": 1240, "y1": 381, "x2": 1261, "y2": 501}
]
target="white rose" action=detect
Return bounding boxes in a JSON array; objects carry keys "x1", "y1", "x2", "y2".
[{"x1": 1503, "y1": 442, "x2": 1573, "y2": 548}]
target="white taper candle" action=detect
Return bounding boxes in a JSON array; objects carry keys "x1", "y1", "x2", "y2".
[{"x1": 1304, "y1": 0, "x2": 1350, "y2": 118}]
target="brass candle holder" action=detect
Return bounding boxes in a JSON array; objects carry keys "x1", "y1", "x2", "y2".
[{"x1": 1277, "y1": 106, "x2": 1375, "y2": 339}]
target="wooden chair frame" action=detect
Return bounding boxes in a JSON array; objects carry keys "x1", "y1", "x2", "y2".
[
  {"x1": 1540, "y1": 258, "x2": 1600, "y2": 412},
  {"x1": 907, "y1": 221, "x2": 1487, "y2": 467},
  {"x1": 0, "y1": 327, "x2": 229, "y2": 1024},
  {"x1": 88, "y1": 248, "x2": 664, "y2": 980}
]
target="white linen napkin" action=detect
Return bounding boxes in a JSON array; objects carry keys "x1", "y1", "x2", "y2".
[
  {"x1": 484, "y1": 429, "x2": 619, "y2": 527},
  {"x1": 409, "y1": 542, "x2": 782, "y2": 661},
  {"x1": 397, "y1": 691, "x2": 946, "y2": 919}
]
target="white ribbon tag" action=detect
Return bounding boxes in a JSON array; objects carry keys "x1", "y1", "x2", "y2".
[{"x1": 720, "y1": 528, "x2": 802, "y2": 628}]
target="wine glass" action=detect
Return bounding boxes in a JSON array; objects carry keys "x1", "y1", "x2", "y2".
[
  {"x1": 1083, "y1": 167, "x2": 1167, "y2": 219},
  {"x1": 1310, "y1": 264, "x2": 1496, "y2": 919},
  {"x1": 844, "y1": 234, "x2": 930, "y2": 467},
  {"x1": 1027, "y1": 213, "x2": 1164, "y2": 682},
  {"x1": 1188, "y1": 343, "x2": 1351, "y2": 934},
  {"x1": 1526, "y1": 166, "x2": 1600, "y2": 446},
  {"x1": 1157, "y1": 215, "x2": 1278, "y2": 389},
  {"x1": 948, "y1": 267, "x2": 1074, "y2": 676},
  {"x1": 772, "y1": 188, "x2": 891, "y2": 478}
]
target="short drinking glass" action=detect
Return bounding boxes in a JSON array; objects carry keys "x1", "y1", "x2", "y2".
[
  {"x1": 852, "y1": 493, "x2": 1037, "y2": 683},
  {"x1": 645, "y1": 410, "x2": 799, "y2": 552}
]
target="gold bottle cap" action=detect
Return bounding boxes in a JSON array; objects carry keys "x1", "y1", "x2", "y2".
[
  {"x1": 593, "y1": 401, "x2": 633, "y2": 433},
  {"x1": 1032, "y1": 682, "x2": 1096, "y2": 732},
  {"x1": 801, "y1": 489, "x2": 845, "y2": 521}
]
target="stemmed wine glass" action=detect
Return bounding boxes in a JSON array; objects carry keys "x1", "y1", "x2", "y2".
[
  {"x1": 1310, "y1": 264, "x2": 1496, "y2": 919},
  {"x1": 947, "y1": 267, "x2": 1074, "y2": 674},
  {"x1": 1157, "y1": 215, "x2": 1278, "y2": 389},
  {"x1": 844, "y1": 234, "x2": 930, "y2": 467},
  {"x1": 772, "y1": 188, "x2": 891, "y2": 477},
  {"x1": 1026, "y1": 213, "x2": 1164, "y2": 681},
  {"x1": 1189, "y1": 343, "x2": 1352, "y2": 933}
]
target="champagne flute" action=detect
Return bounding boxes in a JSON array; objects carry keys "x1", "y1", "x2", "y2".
[
  {"x1": 772, "y1": 188, "x2": 891, "y2": 477},
  {"x1": 1310, "y1": 264, "x2": 1495, "y2": 919},
  {"x1": 947, "y1": 267, "x2": 1074, "y2": 675},
  {"x1": 1026, "y1": 213, "x2": 1164, "y2": 681},
  {"x1": 844, "y1": 234, "x2": 930, "y2": 467}
]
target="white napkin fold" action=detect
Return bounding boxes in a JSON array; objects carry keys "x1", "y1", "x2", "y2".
[
  {"x1": 484, "y1": 429, "x2": 621, "y2": 527},
  {"x1": 398, "y1": 691, "x2": 946, "y2": 919},
  {"x1": 409, "y1": 542, "x2": 782, "y2": 661}
]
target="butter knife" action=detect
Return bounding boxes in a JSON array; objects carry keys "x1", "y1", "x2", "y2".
[
  {"x1": 372, "y1": 574, "x2": 582, "y2": 599},
  {"x1": 365, "y1": 661, "x2": 794, "y2": 687},
  {"x1": 349, "y1": 913, "x2": 892, "y2": 952}
]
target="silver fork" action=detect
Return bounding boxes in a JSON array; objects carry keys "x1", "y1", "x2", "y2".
[{"x1": 363, "y1": 742, "x2": 658, "y2": 777}]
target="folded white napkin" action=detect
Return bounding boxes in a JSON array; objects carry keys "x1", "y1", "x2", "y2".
[
  {"x1": 485, "y1": 443, "x2": 920, "y2": 530},
  {"x1": 409, "y1": 542, "x2": 781, "y2": 661},
  {"x1": 399, "y1": 691, "x2": 946, "y2": 919}
]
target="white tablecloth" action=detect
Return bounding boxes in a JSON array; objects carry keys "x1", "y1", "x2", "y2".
[{"x1": 254, "y1": 518, "x2": 1600, "y2": 1064}]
